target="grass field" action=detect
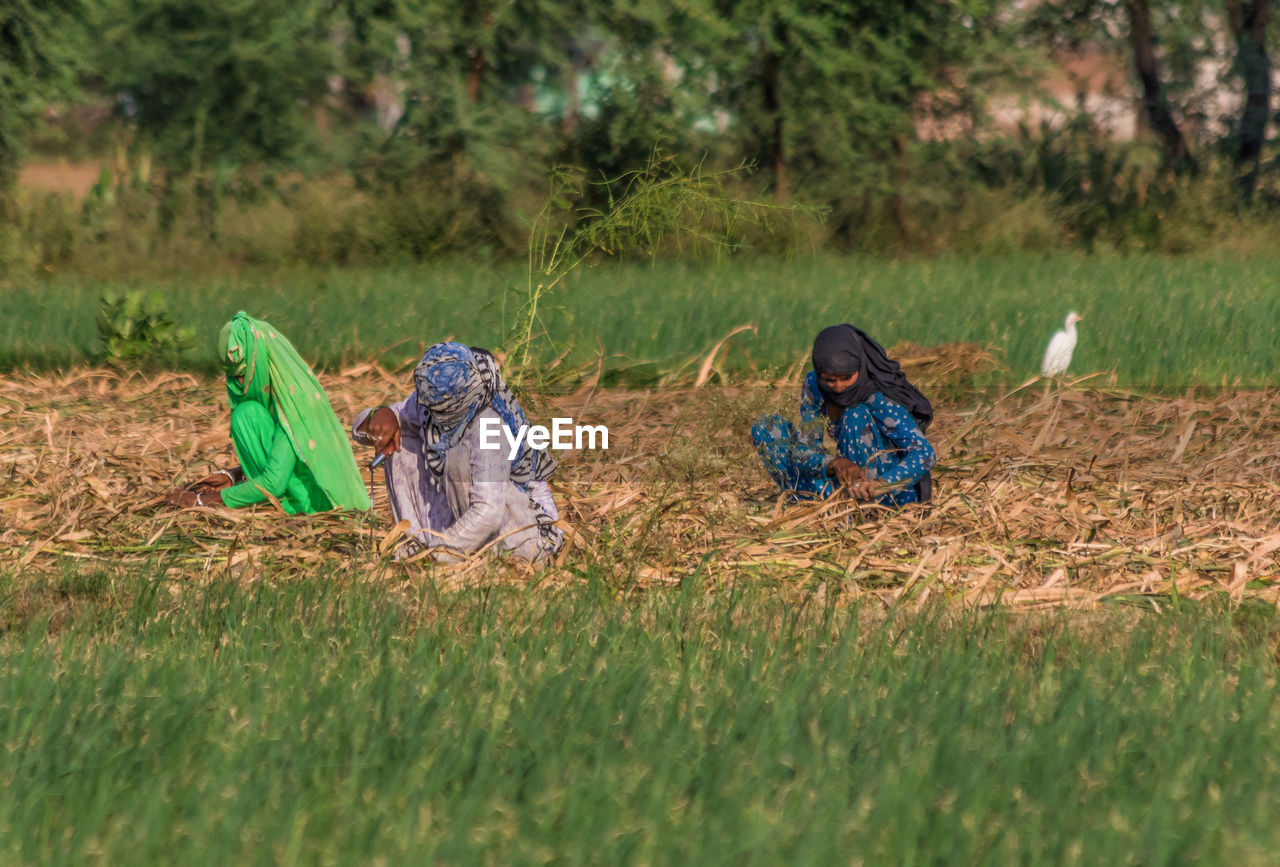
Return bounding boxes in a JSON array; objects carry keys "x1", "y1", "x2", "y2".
[
  {"x1": 4, "y1": 254, "x2": 1280, "y2": 385},
  {"x1": 3, "y1": 578, "x2": 1280, "y2": 864},
  {"x1": 3, "y1": 254, "x2": 1280, "y2": 863}
]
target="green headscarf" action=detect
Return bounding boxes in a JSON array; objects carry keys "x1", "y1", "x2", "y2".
[{"x1": 218, "y1": 312, "x2": 371, "y2": 511}]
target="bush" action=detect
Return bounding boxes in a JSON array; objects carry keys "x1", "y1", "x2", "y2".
[
  {"x1": 8, "y1": 138, "x2": 1280, "y2": 277},
  {"x1": 95, "y1": 290, "x2": 194, "y2": 364},
  {"x1": 941, "y1": 189, "x2": 1065, "y2": 256},
  {"x1": 0, "y1": 220, "x2": 36, "y2": 280},
  {"x1": 217, "y1": 195, "x2": 298, "y2": 267},
  {"x1": 288, "y1": 177, "x2": 376, "y2": 265}
]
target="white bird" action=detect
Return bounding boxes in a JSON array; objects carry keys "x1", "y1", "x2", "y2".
[{"x1": 1041, "y1": 311, "x2": 1083, "y2": 377}]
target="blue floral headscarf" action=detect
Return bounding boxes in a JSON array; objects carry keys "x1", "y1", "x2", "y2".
[{"x1": 413, "y1": 342, "x2": 557, "y2": 490}]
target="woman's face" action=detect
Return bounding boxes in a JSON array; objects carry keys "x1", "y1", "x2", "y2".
[{"x1": 819, "y1": 370, "x2": 859, "y2": 393}]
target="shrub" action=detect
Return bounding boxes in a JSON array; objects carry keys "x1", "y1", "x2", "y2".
[{"x1": 95, "y1": 290, "x2": 194, "y2": 364}]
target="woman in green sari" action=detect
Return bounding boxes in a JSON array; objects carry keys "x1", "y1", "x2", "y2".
[{"x1": 166, "y1": 312, "x2": 370, "y2": 513}]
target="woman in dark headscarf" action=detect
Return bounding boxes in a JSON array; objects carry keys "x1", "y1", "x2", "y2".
[{"x1": 751, "y1": 324, "x2": 936, "y2": 507}]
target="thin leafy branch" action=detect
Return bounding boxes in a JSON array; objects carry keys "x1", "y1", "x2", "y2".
[{"x1": 505, "y1": 150, "x2": 825, "y2": 384}]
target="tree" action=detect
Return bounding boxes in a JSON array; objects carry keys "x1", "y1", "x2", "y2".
[
  {"x1": 701, "y1": 1, "x2": 1015, "y2": 240},
  {"x1": 554, "y1": 2, "x2": 712, "y2": 183},
  {"x1": 1125, "y1": 0, "x2": 1196, "y2": 170},
  {"x1": 1225, "y1": 0, "x2": 1271, "y2": 199},
  {"x1": 1025, "y1": 0, "x2": 1210, "y2": 172},
  {"x1": 347, "y1": 0, "x2": 584, "y2": 179},
  {"x1": 94, "y1": 0, "x2": 334, "y2": 173},
  {"x1": 0, "y1": 0, "x2": 83, "y2": 208}
]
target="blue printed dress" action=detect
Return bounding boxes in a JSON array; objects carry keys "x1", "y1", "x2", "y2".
[{"x1": 752, "y1": 371, "x2": 936, "y2": 507}]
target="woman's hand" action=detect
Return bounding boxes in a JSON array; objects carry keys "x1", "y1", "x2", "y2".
[
  {"x1": 362, "y1": 407, "x2": 401, "y2": 459},
  {"x1": 191, "y1": 468, "x2": 240, "y2": 493},
  {"x1": 847, "y1": 479, "x2": 878, "y2": 501},
  {"x1": 165, "y1": 489, "x2": 213, "y2": 509},
  {"x1": 828, "y1": 458, "x2": 878, "y2": 501},
  {"x1": 827, "y1": 457, "x2": 864, "y2": 488}
]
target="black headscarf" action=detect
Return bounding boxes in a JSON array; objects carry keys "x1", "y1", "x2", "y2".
[{"x1": 811, "y1": 324, "x2": 933, "y2": 431}]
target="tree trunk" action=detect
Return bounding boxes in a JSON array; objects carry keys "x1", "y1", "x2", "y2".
[
  {"x1": 466, "y1": 48, "x2": 486, "y2": 104},
  {"x1": 891, "y1": 135, "x2": 909, "y2": 250},
  {"x1": 761, "y1": 47, "x2": 788, "y2": 202},
  {"x1": 562, "y1": 65, "x2": 579, "y2": 140},
  {"x1": 1125, "y1": 0, "x2": 1195, "y2": 171},
  {"x1": 466, "y1": 12, "x2": 494, "y2": 105},
  {"x1": 1227, "y1": 0, "x2": 1272, "y2": 201},
  {"x1": 0, "y1": 131, "x2": 16, "y2": 221}
]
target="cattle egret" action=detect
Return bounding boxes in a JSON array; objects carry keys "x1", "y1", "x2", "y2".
[{"x1": 1041, "y1": 311, "x2": 1083, "y2": 377}]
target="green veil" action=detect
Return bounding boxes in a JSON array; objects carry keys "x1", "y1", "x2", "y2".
[{"x1": 217, "y1": 312, "x2": 371, "y2": 511}]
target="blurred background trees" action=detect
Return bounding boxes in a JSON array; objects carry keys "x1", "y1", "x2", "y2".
[
  {"x1": 4, "y1": 0, "x2": 1279, "y2": 270},
  {"x1": 0, "y1": 0, "x2": 84, "y2": 211}
]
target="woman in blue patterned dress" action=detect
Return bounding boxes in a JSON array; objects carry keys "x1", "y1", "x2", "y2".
[{"x1": 752, "y1": 324, "x2": 936, "y2": 507}]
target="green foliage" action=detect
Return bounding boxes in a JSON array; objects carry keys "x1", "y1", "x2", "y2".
[
  {"x1": 699, "y1": 1, "x2": 1020, "y2": 198},
  {"x1": 505, "y1": 152, "x2": 824, "y2": 382},
  {"x1": 2, "y1": 578, "x2": 1280, "y2": 862},
  {"x1": 0, "y1": 216, "x2": 36, "y2": 276},
  {"x1": 340, "y1": 0, "x2": 582, "y2": 232},
  {"x1": 8, "y1": 255, "x2": 1280, "y2": 384},
  {"x1": 92, "y1": 0, "x2": 333, "y2": 173},
  {"x1": 4, "y1": 0, "x2": 1280, "y2": 259},
  {"x1": 0, "y1": 0, "x2": 85, "y2": 203},
  {"x1": 94, "y1": 289, "x2": 194, "y2": 363},
  {"x1": 553, "y1": 4, "x2": 710, "y2": 180}
]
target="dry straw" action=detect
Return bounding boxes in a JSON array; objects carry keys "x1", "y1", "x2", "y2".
[{"x1": 2, "y1": 345, "x2": 1277, "y2": 611}]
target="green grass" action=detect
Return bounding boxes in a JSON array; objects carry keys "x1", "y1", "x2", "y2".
[
  {"x1": 3, "y1": 571, "x2": 1280, "y2": 864},
  {"x1": 4, "y1": 254, "x2": 1280, "y2": 385}
]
